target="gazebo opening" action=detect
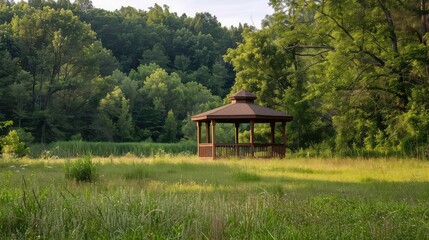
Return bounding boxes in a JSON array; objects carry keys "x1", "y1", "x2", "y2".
[{"x1": 191, "y1": 90, "x2": 293, "y2": 159}]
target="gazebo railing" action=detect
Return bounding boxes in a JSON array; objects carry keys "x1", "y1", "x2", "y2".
[
  {"x1": 271, "y1": 144, "x2": 286, "y2": 158},
  {"x1": 198, "y1": 143, "x2": 285, "y2": 159},
  {"x1": 198, "y1": 144, "x2": 213, "y2": 158},
  {"x1": 216, "y1": 144, "x2": 251, "y2": 158}
]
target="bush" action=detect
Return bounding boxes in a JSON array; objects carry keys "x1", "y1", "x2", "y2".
[
  {"x1": 64, "y1": 155, "x2": 97, "y2": 182},
  {"x1": 1, "y1": 130, "x2": 29, "y2": 158}
]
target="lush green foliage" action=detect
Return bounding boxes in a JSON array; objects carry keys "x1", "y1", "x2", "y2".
[
  {"x1": 225, "y1": 0, "x2": 429, "y2": 157},
  {"x1": 0, "y1": 130, "x2": 29, "y2": 158},
  {"x1": 0, "y1": 121, "x2": 30, "y2": 158},
  {"x1": 0, "y1": 0, "x2": 249, "y2": 144},
  {"x1": 64, "y1": 155, "x2": 97, "y2": 182},
  {"x1": 0, "y1": 157, "x2": 428, "y2": 238}
]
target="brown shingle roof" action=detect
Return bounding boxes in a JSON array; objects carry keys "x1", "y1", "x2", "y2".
[{"x1": 192, "y1": 90, "x2": 293, "y2": 123}]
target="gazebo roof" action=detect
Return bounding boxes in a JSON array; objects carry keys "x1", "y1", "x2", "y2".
[{"x1": 191, "y1": 90, "x2": 293, "y2": 123}]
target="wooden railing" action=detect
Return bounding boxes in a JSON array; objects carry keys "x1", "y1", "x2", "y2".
[
  {"x1": 198, "y1": 143, "x2": 285, "y2": 159},
  {"x1": 272, "y1": 144, "x2": 286, "y2": 158},
  {"x1": 215, "y1": 144, "x2": 251, "y2": 158},
  {"x1": 198, "y1": 144, "x2": 213, "y2": 158}
]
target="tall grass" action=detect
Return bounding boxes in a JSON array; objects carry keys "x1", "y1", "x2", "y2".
[
  {"x1": 291, "y1": 146, "x2": 429, "y2": 160},
  {"x1": 30, "y1": 140, "x2": 196, "y2": 158},
  {"x1": 64, "y1": 155, "x2": 97, "y2": 182},
  {"x1": 1, "y1": 157, "x2": 428, "y2": 239},
  {"x1": 1, "y1": 185, "x2": 428, "y2": 239},
  {"x1": 28, "y1": 140, "x2": 428, "y2": 159}
]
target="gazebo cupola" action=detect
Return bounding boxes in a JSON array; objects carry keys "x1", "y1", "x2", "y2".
[
  {"x1": 230, "y1": 90, "x2": 257, "y2": 103},
  {"x1": 191, "y1": 90, "x2": 293, "y2": 159}
]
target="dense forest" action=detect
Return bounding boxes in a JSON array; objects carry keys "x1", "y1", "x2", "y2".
[
  {"x1": 0, "y1": 0, "x2": 249, "y2": 144},
  {"x1": 1, "y1": 0, "x2": 429, "y2": 157}
]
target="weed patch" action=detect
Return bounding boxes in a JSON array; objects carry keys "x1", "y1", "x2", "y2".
[{"x1": 64, "y1": 155, "x2": 97, "y2": 182}]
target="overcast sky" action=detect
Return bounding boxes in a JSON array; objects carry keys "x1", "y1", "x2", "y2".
[{"x1": 90, "y1": 0, "x2": 274, "y2": 28}]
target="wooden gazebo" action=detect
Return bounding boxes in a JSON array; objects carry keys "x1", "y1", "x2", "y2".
[{"x1": 191, "y1": 90, "x2": 293, "y2": 159}]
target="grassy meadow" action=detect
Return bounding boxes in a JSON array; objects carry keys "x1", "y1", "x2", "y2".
[{"x1": 1, "y1": 155, "x2": 429, "y2": 239}]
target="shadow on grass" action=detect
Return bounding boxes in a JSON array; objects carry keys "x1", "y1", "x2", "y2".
[
  {"x1": 2, "y1": 159, "x2": 428, "y2": 202},
  {"x1": 95, "y1": 160, "x2": 429, "y2": 202}
]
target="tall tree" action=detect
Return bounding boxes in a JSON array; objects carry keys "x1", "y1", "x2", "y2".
[
  {"x1": 140, "y1": 43, "x2": 170, "y2": 70},
  {"x1": 159, "y1": 110, "x2": 178, "y2": 142},
  {"x1": 10, "y1": 6, "x2": 117, "y2": 142},
  {"x1": 93, "y1": 87, "x2": 134, "y2": 141},
  {"x1": 225, "y1": 0, "x2": 429, "y2": 154}
]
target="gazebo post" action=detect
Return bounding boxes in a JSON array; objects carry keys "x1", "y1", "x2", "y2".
[
  {"x1": 250, "y1": 120, "x2": 255, "y2": 158},
  {"x1": 211, "y1": 120, "x2": 216, "y2": 159},
  {"x1": 235, "y1": 123, "x2": 240, "y2": 157},
  {"x1": 282, "y1": 121, "x2": 286, "y2": 158},
  {"x1": 205, "y1": 122, "x2": 210, "y2": 143},
  {"x1": 270, "y1": 122, "x2": 275, "y2": 157},
  {"x1": 197, "y1": 122, "x2": 201, "y2": 157}
]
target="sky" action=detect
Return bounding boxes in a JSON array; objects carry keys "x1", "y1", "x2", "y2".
[{"x1": 90, "y1": 0, "x2": 274, "y2": 28}]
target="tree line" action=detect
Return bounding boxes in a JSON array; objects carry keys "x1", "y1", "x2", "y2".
[
  {"x1": 225, "y1": 0, "x2": 429, "y2": 156},
  {"x1": 1, "y1": 0, "x2": 428, "y2": 158},
  {"x1": 0, "y1": 0, "x2": 250, "y2": 145}
]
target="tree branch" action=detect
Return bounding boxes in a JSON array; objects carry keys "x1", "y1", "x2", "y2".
[
  {"x1": 283, "y1": 44, "x2": 335, "y2": 51},
  {"x1": 294, "y1": 49, "x2": 331, "y2": 57},
  {"x1": 378, "y1": 0, "x2": 399, "y2": 54},
  {"x1": 316, "y1": 9, "x2": 355, "y2": 41}
]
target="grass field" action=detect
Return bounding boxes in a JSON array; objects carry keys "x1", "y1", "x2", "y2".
[{"x1": 1, "y1": 156, "x2": 429, "y2": 239}]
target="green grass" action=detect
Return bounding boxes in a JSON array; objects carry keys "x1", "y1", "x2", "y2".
[
  {"x1": 233, "y1": 171, "x2": 262, "y2": 182},
  {"x1": 0, "y1": 156, "x2": 428, "y2": 239},
  {"x1": 64, "y1": 155, "x2": 97, "y2": 182}
]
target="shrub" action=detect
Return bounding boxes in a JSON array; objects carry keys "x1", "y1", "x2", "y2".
[
  {"x1": 1, "y1": 130, "x2": 29, "y2": 158},
  {"x1": 64, "y1": 155, "x2": 97, "y2": 182}
]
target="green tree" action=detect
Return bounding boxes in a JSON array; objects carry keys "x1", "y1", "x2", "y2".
[
  {"x1": 142, "y1": 68, "x2": 184, "y2": 115},
  {"x1": 0, "y1": 49, "x2": 19, "y2": 119},
  {"x1": 117, "y1": 96, "x2": 134, "y2": 141},
  {"x1": 93, "y1": 87, "x2": 134, "y2": 141},
  {"x1": 74, "y1": 0, "x2": 92, "y2": 12},
  {"x1": 238, "y1": 0, "x2": 429, "y2": 155},
  {"x1": 10, "y1": 6, "x2": 116, "y2": 142},
  {"x1": 0, "y1": 1, "x2": 244, "y2": 144},
  {"x1": 209, "y1": 63, "x2": 228, "y2": 96},
  {"x1": 174, "y1": 54, "x2": 191, "y2": 72},
  {"x1": 129, "y1": 63, "x2": 160, "y2": 82},
  {"x1": 160, "y1": 110, "x2": 178, "y2": 142},
  {"x1": 188, "y1": 65, "x2": 211, "y2": 87},
  {"x1": 9, "y1": 79, "x2": 31, "y2": 128},
  {"x1": 140, "y1": 43, "x2": 170, "y2": 70}
]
